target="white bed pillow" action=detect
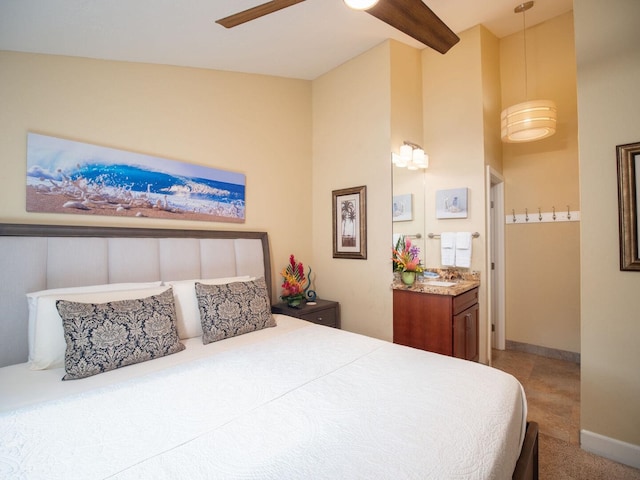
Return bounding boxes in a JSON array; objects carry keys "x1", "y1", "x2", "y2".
[
  {"x1": 27, "y1": 282, "x2": 163, "y2": 355},
  {"x1": 26, "y1": 283, "x2": 165, "y2": 370},
  {"x1": 164, "y1": 276, "x2": 253, "y2": 339}
]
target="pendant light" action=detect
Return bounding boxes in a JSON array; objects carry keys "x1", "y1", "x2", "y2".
[{"x1": 501, "y1": 1, "x2": 557, "y2": 143}]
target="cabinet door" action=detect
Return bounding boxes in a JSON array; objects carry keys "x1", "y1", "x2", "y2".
[
  {"x1": 465, "y1": 302, "x2": 479, "y2": 362},
  {"x1": 453, "y1": 303, "x2": 479, "y2": 361},
  {"x1": 393, "y1": 289, "x2": 453, "y2": 354}
]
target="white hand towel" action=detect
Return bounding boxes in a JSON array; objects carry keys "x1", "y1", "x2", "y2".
[
  {"x1": 440, "y1": 232, "x2": 456, "y2": 267},
  {"x1": 455, "y1": 232, "x2": 473, "y2": 268}
]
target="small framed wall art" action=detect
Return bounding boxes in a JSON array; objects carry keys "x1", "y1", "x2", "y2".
[
  {"x1": 436, "y1": 188, "x2": 468, "y2": 219},
  {"x1": 392, "y1": 194, "x2": 413, "y2": 222},
  {"x1": 332, "y1": 185, "x2": 367, "y2": 259}
]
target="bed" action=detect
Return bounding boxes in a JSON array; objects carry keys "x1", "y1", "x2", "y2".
[{"x1": 0, "y1": 223, "x2": 538, "y2": 480}]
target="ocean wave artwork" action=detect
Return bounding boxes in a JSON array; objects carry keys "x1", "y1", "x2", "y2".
[{"x1": 26, "y1": 133, "x2": 246, "y2": 223}]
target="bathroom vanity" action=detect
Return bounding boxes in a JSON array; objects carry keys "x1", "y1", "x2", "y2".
[{"x1": 392, "y1": 274, "x2": 480, "y2": 362}]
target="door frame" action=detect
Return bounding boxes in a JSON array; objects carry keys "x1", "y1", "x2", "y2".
[{"x1": 486, "y1": 166, "x2": 506, "y2": 364}]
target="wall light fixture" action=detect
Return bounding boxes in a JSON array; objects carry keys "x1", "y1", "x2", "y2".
[{"x1": 392, "y1": 141, "x2": 428, "y2": 170}]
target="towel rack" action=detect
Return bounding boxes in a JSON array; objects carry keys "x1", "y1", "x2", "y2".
[{"x1": 428, "y1": 232, "x2": 480, "y2": 239}]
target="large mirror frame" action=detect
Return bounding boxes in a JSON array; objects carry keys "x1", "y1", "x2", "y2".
[{"x1": 616, "y1": 141, "x2": 640, "y2": 271}]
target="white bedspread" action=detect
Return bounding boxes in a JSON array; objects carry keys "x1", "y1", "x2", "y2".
[{"x1": 0, "y1": 317, "x2": 525, "y2": 479}]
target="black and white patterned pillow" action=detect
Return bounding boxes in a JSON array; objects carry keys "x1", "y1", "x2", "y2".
[
  {"x1": 195, "y1": 277, "x2": 276, "y2": 344},
  {"x1": 56, "y1": 288, "x2": 185, "y2": 380}
]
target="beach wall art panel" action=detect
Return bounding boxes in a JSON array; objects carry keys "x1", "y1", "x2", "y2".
[{"x1": 26, "y1": 133, "x2": 246, "y2": 223}]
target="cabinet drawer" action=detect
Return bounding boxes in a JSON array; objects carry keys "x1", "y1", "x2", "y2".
[
  {"x1": 300, "y1": 308, "x2": 337, "y2": 328},
  {"x1": 453, "y1": 287, "x2": 479, "y2": 315}
]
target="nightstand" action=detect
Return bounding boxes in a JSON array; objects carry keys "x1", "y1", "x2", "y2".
[{"x1": 271, "y1": 299, "x2": 340, "y2": 328}]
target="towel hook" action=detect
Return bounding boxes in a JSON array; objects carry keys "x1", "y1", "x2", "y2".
[
  {"x1": 525, "y1": 208, "x2": 529, "y2": 222},
  {"x1": 552, "y1": 206, "x2": 556, "y2": 221},
  {"x1": 512, "y1": 209, "x2": 517, "y2": 223},
  {"x1": 567, "y1": 205, "x2": 571, "y2": 220},
  {"x1": 538, "y1": 207, "x2": 542, "y2": 221}
]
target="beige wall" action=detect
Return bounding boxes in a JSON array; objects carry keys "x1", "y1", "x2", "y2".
[
  {"x1": 574, "y1": 0, "x2": 640, "y2": 457},
  {"x1": 500, "y1": 12, "x2": 581, "y2": 353},
  {"x1": 311, "y1": 42, "x2": 394, "y2": 340},
  {"x1": 480, "y1": 26, "x2": 503, "y2": 172},
  {"x1": 0, "y1": 51, "x2": 313, "y2": 298},
  {"x1": 421, "y1": 26, "x2": 492, "y2": 362}
]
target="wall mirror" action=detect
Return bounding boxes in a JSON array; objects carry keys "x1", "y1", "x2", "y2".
[{"x1": 392, "y1": 166, "x2": 427, "y2": 263}]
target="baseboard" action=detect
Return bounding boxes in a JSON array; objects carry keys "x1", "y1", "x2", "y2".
[
  {"x1": 581, "y1": 429, "x2": 640, "y2": 469},
  {"x1": 506, "y1": 340, "x2": 580, "y2": 364}
]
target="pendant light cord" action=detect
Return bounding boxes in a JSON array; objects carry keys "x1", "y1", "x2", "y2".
[{"x1": 522, "y1": 6, "x2": 528, "y2": 101}]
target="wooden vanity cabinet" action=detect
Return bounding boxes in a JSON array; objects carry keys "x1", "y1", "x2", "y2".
[{"x1": 393, "y1": 287, "x2": 479, "y2": 362}]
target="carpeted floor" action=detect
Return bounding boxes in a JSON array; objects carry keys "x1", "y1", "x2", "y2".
[
  {"x1": 491, "y1": 349, "x2": 640, "y2": 479},
  {"x1": 539, "y1": 432, "x2": 640, "y2": 480}
]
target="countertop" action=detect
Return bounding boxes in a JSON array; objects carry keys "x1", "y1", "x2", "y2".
[{"x1": 392, "y1": 268, "x2": 480, "y2": 296}]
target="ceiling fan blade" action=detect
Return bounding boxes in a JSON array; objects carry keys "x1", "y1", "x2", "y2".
[
  {"x1": 366, "y1": 0, "x2": 459, "y2": 54},
  {"x1": 216, "y1": 0, "x2": 306, "y2": 28}
]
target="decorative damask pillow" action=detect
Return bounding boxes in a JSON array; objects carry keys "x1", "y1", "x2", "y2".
[
  {"x1": 195, "y1": 277, "x2": 276, "y2": 345},
  {"x1": 163, "y1": 276, "x2": 254, "y2": 340},
  {"x1": 56, "y1": 288, "x2": 185, "y2": 380}
]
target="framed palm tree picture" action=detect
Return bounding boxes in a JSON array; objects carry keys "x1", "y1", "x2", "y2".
[{"x1": 332, "y1": 185, "x2": 367, "y2": 259}]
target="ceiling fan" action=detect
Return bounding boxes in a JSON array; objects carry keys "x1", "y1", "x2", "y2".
[{"x1": 215, "y1": 0, "x2": 460, "y2": 54}]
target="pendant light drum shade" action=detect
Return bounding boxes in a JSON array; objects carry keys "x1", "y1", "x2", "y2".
[{"x1": 501, "y1": 99, "x2": 557, "y2": 143}]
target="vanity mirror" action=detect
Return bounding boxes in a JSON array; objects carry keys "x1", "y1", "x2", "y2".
[{"x1": 392, "y1": 165, "x2": 427, "y2": 264}]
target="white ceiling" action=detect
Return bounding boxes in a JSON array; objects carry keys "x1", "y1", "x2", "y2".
[{"x1": 0, "y1": 0, "x2": 573, "y2": 80}]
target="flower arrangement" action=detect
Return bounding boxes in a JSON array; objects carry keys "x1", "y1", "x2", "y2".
[
  {"x1": 392, "y1": 236, "x2": 423, "y2": 273},
  {"x1": 280, "y1": 254, "x2": 307, "y2": 307}
]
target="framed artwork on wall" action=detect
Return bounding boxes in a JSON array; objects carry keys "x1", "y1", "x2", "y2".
[
  {"x1": 392, "y1": 194, "x2": 413, "y2": 222},
  {"x1": 436, "y1": 187, "x2": 468, "y2": 219},
  {"x1": 332, "y1": 185, "x2": 367, "y2": 259},
  {"x1": 26, "y1": 132, "x2": 246, "y2": 223},
  {"x1": 616, "y1": 141, "x2": 640, "y2": 271}
]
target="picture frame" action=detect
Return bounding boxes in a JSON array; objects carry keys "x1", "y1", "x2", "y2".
[
  {"x1": 332, "y1": 185, "x2": 367, "y2": 259},
  {"x1": 616, "y1": 141, "x2": 640, "y2": 271},
  {"x1": 436, "y1": 187, "x2": 468, "y2": 219},
  {"x1": 392, "y1": 194, "x2": 413, "y2": 222},
  {"x1": 26, "y1": 132, "x2": 246, "y2": 223}
]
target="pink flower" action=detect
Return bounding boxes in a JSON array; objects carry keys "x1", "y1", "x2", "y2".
[
  {"x1": 281, "y1": 254, "x2": 307, "y2": 299},
  {"x1": 392, "y1": 237, "x2": 423, "y2": 273}
]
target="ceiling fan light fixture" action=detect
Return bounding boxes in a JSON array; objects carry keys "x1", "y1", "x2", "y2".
[{"x1": 343, "y1": 0, "x2": 379, "y2": 11}]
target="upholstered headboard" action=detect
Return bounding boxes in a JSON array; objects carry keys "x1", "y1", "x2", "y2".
[{"x1": 0, "y1": 224, "x2": 272, "y2": 368}]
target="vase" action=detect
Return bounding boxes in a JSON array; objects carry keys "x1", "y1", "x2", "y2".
[
  {"x1": 284, "y1": 294, "x2": 304, "y2": 308},
  {"x1": 401, "y1": 271, "x2": 416, "y2": 286}
]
